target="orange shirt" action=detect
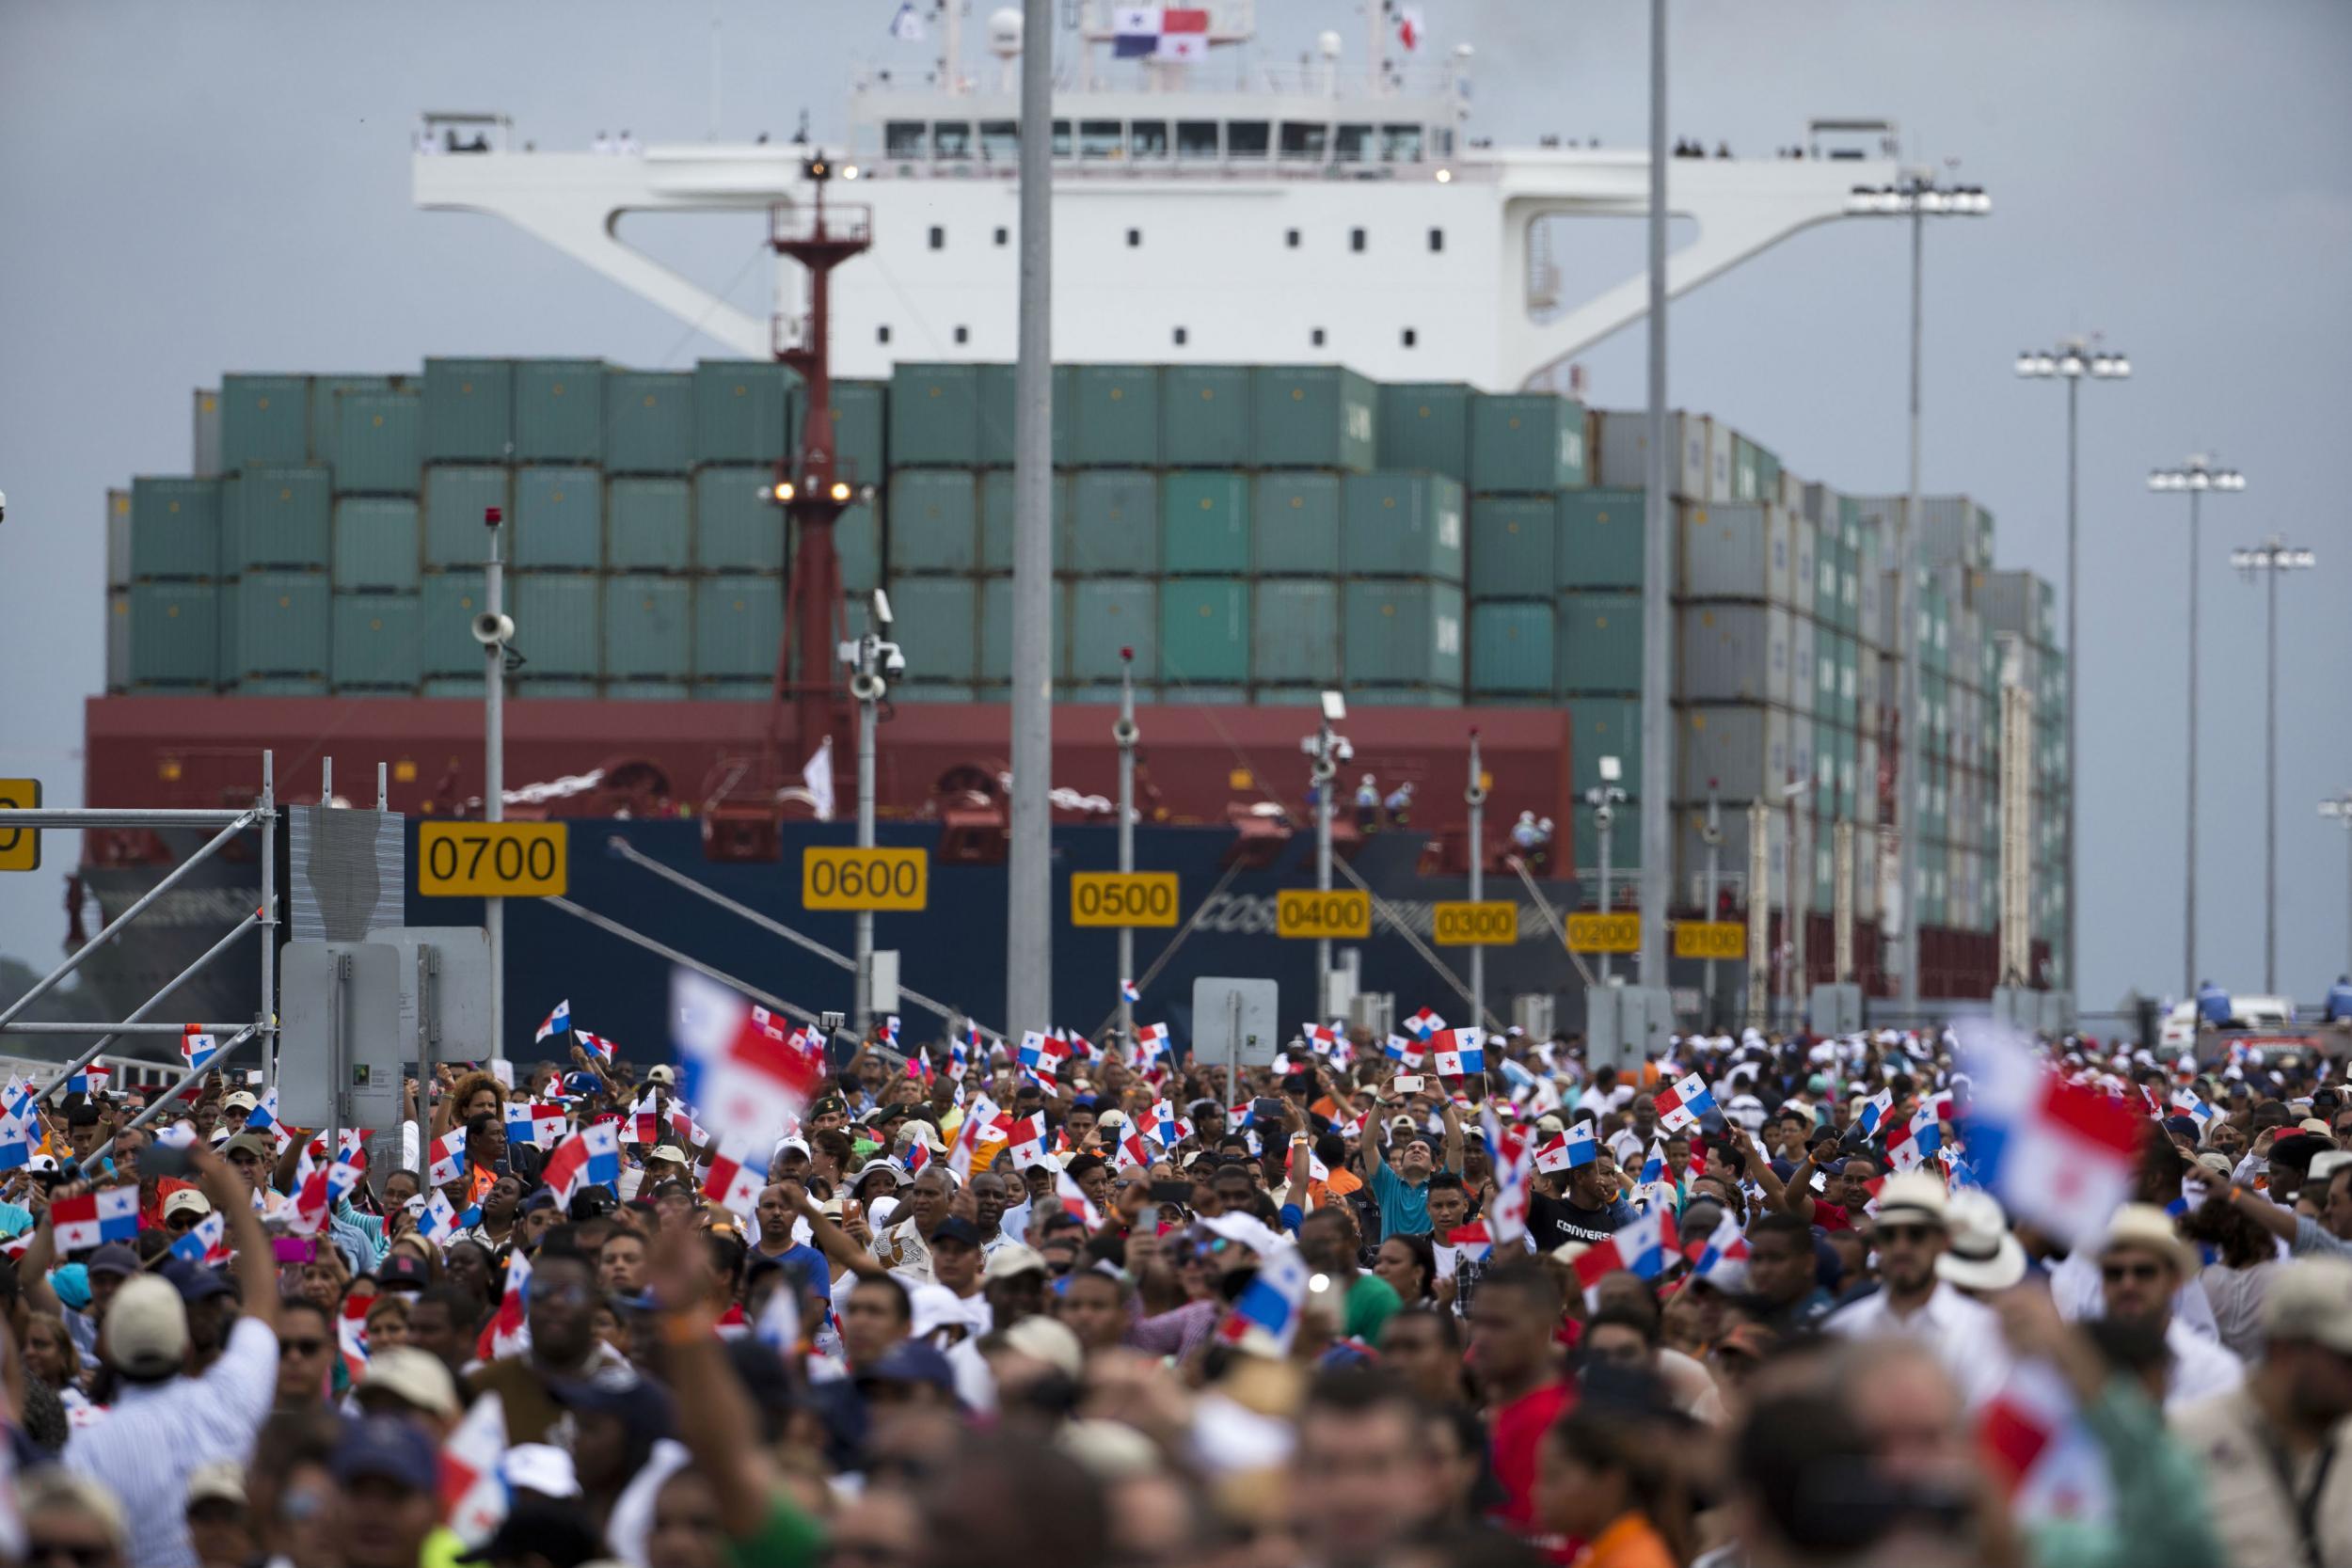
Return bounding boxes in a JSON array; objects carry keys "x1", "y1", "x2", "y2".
[{"x1": 1575, "y1": 1513, "x2": 1677, "y2": 1568}]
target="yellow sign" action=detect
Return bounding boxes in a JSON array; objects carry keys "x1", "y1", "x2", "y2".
[
  {"x1": 1565, "y1": 911, "x2": 1642, "y2": 954},
  {"x1": 1069, "y1": 871, "x2": 1180, "y2": 927},
  {"x1": 1674, "y1": 920, "x2": 1748, "y2": 960},
  {"x1": 803, "y1": 847, "x2": 929, "y2": 911},
  {"x1": 0, "y1": 779, "x2": 40, "y2": 873},
  {"x1": 1432, "y1": 900, "x2": 1518, "y2": 946},
  {"x1": 418, "y1": 821, "x2": 568, "y2": 897},
  {"x1": 1277, "y1": 888, "x2": 1372, "y2": 940}
]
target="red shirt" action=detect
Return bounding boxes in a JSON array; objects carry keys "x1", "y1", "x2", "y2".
[
  {"x1": 1488, "y1": 1379, "x2": 1574, "y2": 1531},
  {"x1": 1812, "y1": 1199, "x2": 1852, "y2": 1233}
]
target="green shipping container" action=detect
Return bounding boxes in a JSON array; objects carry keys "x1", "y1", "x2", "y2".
[
  {"x1": 692, "y1": 467, "x2": 785, "y2": 573},
  {"x1": 309, "y1": 376, "x2": 396, "y2": 471},
  {"x1": 979, "y1": 470, "x2": 1072, "y2": 573},
  {"x1": 1067, "y1": 579, "x2": 1156, "y2": 682},
  {"x1": 233, "y1": 571, "x2": 330, "y2": 677},
  {"x1": 418, "y1": 571, "x2": 485, "y2": 676},
  {"x1": 215, "y1": 580, "x2": 237, "y2": 682},
  {"x1": 1159, "y1": 366, "x2": 1252, "y2": 467},
  {"x1": 1571, "y1": 700, "x2": 1642, "y2": 799},
  {"x1": 891, "y1": 577, "x2": 980, "y2": 683},
  {"x1": 514, "y1": 359, "x2": 606, "y2": 462},
  {"x1": 890, "y1": 364, "x2": 982, "y2": 467},
  {"x1": 1469, "y1": 393, "x2": 1586, "y2": 493},
  {"x1": 219, "y1": 374, "x2": 311, "y2": 469},
  {"x1": 977, "y1": 364, "x2": 1074, "y2": 466},
  {"x1": 1343, "y1": 580, "x2": 1463, "y2": 687},
  {"x1": 1070, "y1": 366, "x2": 1160, "y2": 467},
  {"x1": 1557, "y1": 488, "x2": 1645, "y2": 590},
  {"x1": 1342, "y1": 472, "x2": 1464, "y2": 579},
  {"x1": 1251, "y1": 580, "x2": 1340, "y2": 684},
  {"x1": 513, "y1": 467, "x2": 604, "y2": 569},
  {"x1": 810, "y1": 500, "x2": 883, "y2": 594},
  {"x1": 1249, "y1": 472, "x2": 1341, "y2": 575},
  {"x1": 421, "y1": 674, "x2": 486, "y2": 698},
  {"x1": 422, "y1": 358, "x2": 515, "y2": 462},
  {"x1": 422, "y1": 467, "x2": 512, "y2": 568},
  {"x1": 331, "y1": 390, "x2": 421, "y2": 494},
  {"x1": 1467, "y1": 496, "x2": 1554, "y2": 597},
  {"x1": 979, "y1": 578, "x2": 1015, "y2": 683},
  {"x1": 1159, "y1": 578, "x2": 1250, "y2": 684},
  {"x1": 1160, "y1": 472, "x2": 1249, "y2": 575},
  {"x1": 610, "y1": 680, "x2": 691, "y2": 701},
  {"x1": 232, "y1": 676, "x2": 330, "y2": 696},
  {"x1": 608, "y1": 477, "x2": 691, "y2": 572},
  {"x1": 514, "y1": 678, "x2": 601, "y2": 699},
  {"x1": 230, "y1": 467, "x2": 331, "y2": 572},
  {"x1": 331, "y1": 498, "x2": 418, "y2": 591},
  {"x1": 512, "y1": 576, "x2": 600, "y2": 676},
  {"x1": 890, "y1": 470, "x2": 980, "y2": 574},
  {"x1": 692, "y1": 576, "x2": 782, "y2": 681},
  {"x1": 1064, "y1": 469, "x2": 1157, "y2": 576},
  {"x1": 605, "y1": 372, "x2": 693, "y2": 473},
  {"x1": 1469, "y1": 601, "x2": 1555, "y2": 694},
  {"x1": 834, "y1": 380, "x2": 887, "y2": 484},
  {"x1": 330, "y1": 593, "x2": 421, "y2": 690},
  {"x1": 602, "y1": 578, "x2": 691, "y2": 678},
  {"x1": 1251, "y1": 366, "x2": 1376, "y2": 472},
  {"x1": 1344, "y1": 687, "x2": 1462, "y2": 707},
  {"x1": 129, "y1": 581, "x2": 218, "y2": 688},
  {"x1": 1572, "y1": 802, "x2": 1641, "y2": 879},
  {"x1": 131, "y1": 477, "x2": 223, "y2": 579},
  {"x1": 1376, "y1": 383, "x2": 1471, "y2": 484},
  {"x1": 692, "y1": 360, "x2": 797, "y2": 465},
  {"x1": 1558, "y1": 590, "x2": 1644, "y2": 693}
]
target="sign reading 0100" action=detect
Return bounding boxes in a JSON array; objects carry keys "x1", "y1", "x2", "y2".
[
  {"x1": 1276, "y1": 888, "x2": 1372, "y2": 940},
  {"x1": 803, "y1": 847, "x2": 928, "y2": 911},
  {"x1": 418, "y1": 822, "x2": 568, "y2": 897},
  {"x1": 1069, "y1": 872, "x2": 1180, "y2": 927}
]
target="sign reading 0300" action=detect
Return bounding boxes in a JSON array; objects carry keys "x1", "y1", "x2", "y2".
[
  {"x1": 1432, "y1": 900, "x2": 1518, "y2": 946},
  {"x1": 1069, "y1": 872, "x2": 1180, "y2": 927},
  {"x1": 1276, "y1": 888, "x2": 1372, "y2": 940},
  {"x1": 802, "y1": 847, "x2": 928, "y2": 911},
  {"x1": 418, "y1": 822, "x2": 568, "y2": 897}
]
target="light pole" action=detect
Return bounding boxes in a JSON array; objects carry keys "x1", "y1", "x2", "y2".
[
  {"x1": 1586, "y1": 757, "x2": 1629, "y2": 983},
  {"x1": 2148, "y1": 455, "x2": 2246, "y2": 995},
  {"x1": 1466, "y1": 731, "x2": 1486, "y2": 1027},
  {"x1": 2321, "y1": 790, "x2": 2352, "y2": 975},
  {"x1": 2015, "y1": 337, "x2": 2130, "y2": 998},
  {"x1": 841, "y1": 589, "x2": 904, "y2": 1035},
  {"x1": 1304, "y1": 692, "x2": 1351, "y2": 1018},
  {"x1": 1113, "y1": 649, "x2": 1138, "y2": 1044},
  {"x1": 1843, "y1": 171, "x2": 1989, "y2": 1019},
  {"x1": 2230, "y1": 538, "x2": 2317, "y2": 992},
  {"x1": 477, "y1": 504, "x2": 512, "y2": 1058}
]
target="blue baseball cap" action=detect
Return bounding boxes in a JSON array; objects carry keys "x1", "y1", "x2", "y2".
[{"x1": 331, "y1": 1415, "x2": 438, "y2": 1492}]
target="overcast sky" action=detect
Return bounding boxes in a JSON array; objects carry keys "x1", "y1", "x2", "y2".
[{"x1": 2, "y1": 0, "x2": 2348, "y2": 1015}]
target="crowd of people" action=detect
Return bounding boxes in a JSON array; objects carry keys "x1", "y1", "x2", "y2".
[{"x1": 3, "y1": 1003, "x2": 2350, "y2": 1568}]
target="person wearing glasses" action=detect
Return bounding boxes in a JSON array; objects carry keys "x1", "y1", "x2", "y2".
[
  {"x1": 1824, "y1": 1170, "x2": 2011, "y2": 1409},
  {"x1": 2092, "y1": 1203, "x2": 2244, "y2": 1413}
]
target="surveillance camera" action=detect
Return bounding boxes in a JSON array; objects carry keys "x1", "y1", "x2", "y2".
[
  {"x1": 470, "y1": 611, "x2": 516, "y2": 647},
  {"x1": 882, "y1": 646, "x2": 907, "y2": 678},
  {"x1": 872, "y1": 588, "x2": 894, "y2": 629},
  {"x1": 0, "y1": 490, "x2": 8, "y2": 523},
  {"x1": 1595, "y1": 804, "x2": 1614, "y2": 830}
]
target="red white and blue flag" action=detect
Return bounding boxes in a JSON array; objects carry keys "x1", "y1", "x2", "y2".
[
  {"x1": 1008, "y1": 1113, "x2": 1052, "y2": 1170},
  {"x1": 1444, "y1": 1221, "x2": 1494, "y2": 1264},
  {"x1": 246, "y1": 1087, "x2": 279, "y2": 1132},
  {"x1": 1961, "y1": 1024, "x2": 2143, "y2": 1247},
  {"x1": 1534, "y1": 1122, "x2": 1597, "y2": 1174},
  {"x1": 1216, "y1": 1243, "x2": 1312, "y2": 1352},
  {"x1": 1654, "y1": 1072, "x2": 1717, "y2": 1133},
  {"x1": 53, "y1": 1188, "x2": 140, "y2": 1251},
  {"x1": 1570, "y1": 1207, "x2": 1679, "y2": 1305},
  {"x1": 1856, "y1": 1087, "x2": 1895, "y2": 1137},
  {"x1": 542, "y1": 1122, "x2": 622, "y2": 1209},
  {"x1": 168, "y1": 1211, "x2": 230, "y2": 1269},
  {"x1": 1430, "y1": 1027, "x2": 1486, "y2": 1078},
  {"x1": 482, "y1": 1248, "x2": 532, "y2": 1360},
  {"x1": 68, "y1": 1066, "x2": 108, "y2": 1098},
  {"x1": 1405, "y1": 1007, "x2": 1446, "y2": 1042},
  {"x1": 702, "y1": 1139, "x2": 765, "y2": 1224},
  {"x1": 1481, "y1": 1105, "x2": 1534, "y2": 1244},
  {"x1": 1134, "y1": 1022, "x2": 1170, "y2": 1067},
  {"x1": 0, "y1": 1113, "x2": 30, "y2": 1172},
  {"x1": 427, "y1": 1129, "x2": 468, "y2": 1187},
  {"x1": 879, "y1": 1016, "x2": 901, "y2": 1052},
  {"x1": 1112, "y1": 5, "x2": 1210, "y2": 61},
  {"x1": 1886, "y1": 1101, "x2": 1946, "y2": 1173},
  {"x1": 577, "y1": 1031, "x2": 616, "y2": 1064},
  {"x1": 440, "y1": 1378, "x2": 510, "y2": 1542},
  {"x1": 1385, "y1": 1036, "x2": 1424, "y2": 1068},
  {"x1": 181, "y1": 1028, "x2": 217, "y2": 1072},
  {"x1": 672, "y1": 970, "x2": 825, "y2": 1149},
  {"x1": 1120, "y1": 979, "x2": 1140, "y2": 1006},
  {"x1": 418, "y1": 1190, "x2": 479, "y2": 1243},
  {"x1": 1683, "y1": 1210, "x2": 1750, "y2": 1280},
  {"x1": 534, "y1": 999, "x2": 572, "y2": 1043}
]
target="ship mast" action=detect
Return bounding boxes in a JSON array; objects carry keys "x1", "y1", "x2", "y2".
[{"x1": 767, "y1": 161, "x2": 873, "y2": 794}]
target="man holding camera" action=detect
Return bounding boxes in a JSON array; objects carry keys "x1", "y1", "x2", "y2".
[{"x1": 1364, "y1": 1068, "x2": 1465, "y2": 1240}]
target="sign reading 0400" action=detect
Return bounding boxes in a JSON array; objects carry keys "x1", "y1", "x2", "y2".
[
  {"x1": 1070, "y1": 872, "x2": 1179, "y2": 927},
  {"x1": 418, "y1": 822, "x2": 568, "y2": 897},
  {"x1": 1276, "y1": 888, "x2": 1372, "y2": 940},
  {"x1": 803, "y1": 847, "x2": 928, "y2": 911},
  {"x1": 0, "y1": 779, "x2": 40, "y2": 873}
]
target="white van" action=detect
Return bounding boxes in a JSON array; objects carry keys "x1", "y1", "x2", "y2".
[{"x1": 2160, "y1": 994, "x2": 2298, "y2": 1053}]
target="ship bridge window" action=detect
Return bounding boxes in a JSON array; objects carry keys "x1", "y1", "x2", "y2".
[
  {"x1": 1132, "y1": 120, "x2": 1169, "y2": 159},
  {"x1": 1335, "y1": 124, "x2": 1374, "y2": 162},
  {"x1": 1381, "y1": 123, "x2": 1424, "y2": 162},
  {"x1": 1279, "y1": 122, "x2": 1329, "y2": 161},
  {"x1": 934, "y1": 121, "x2": 974, "y2": 160},
  {"x1": 1079, "y1": 120, "x2": 1123, "y2": 159},
  {"x1": 886, "y1": 120, "x2": 927, "y2": 160},
  {"x1": 1052, "y1": 120, "x2": 1073, "y2": 156},
  {"x1": 1227, "y1": 120, "x2": 1270, "y2": 159},
  {"x1": 1177, "y1": 120, "x2": 1219, "y2": 160},
  {"x1": 980, "y1": 120, "x2": 1019, "y2": 161}
]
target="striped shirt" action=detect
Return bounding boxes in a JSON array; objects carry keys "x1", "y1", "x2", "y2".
[{"x1": 63, "y1": 1315, "x2": 278, "y2": 1568}]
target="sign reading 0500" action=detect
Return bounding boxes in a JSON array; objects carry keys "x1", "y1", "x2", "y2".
[
  {"x1": 418, "y1": 822, "x2": 568, "y2": 897},
  {"x1": 1069, "y1": 872, "x2": 1180, "y2": 927},
  {"x1": 803, "y1": 847, "x2": 929, "y2": 911}
]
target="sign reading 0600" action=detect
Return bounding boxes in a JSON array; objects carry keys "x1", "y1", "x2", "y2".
[
  {"x1": 803, "y1": 847, "x2": 928, "y2": 911},
  {"x1": 418, "y1": 822, "x2": 568, "y2": 897}
]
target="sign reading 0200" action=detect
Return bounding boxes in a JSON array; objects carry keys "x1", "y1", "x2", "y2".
[
  {"x1": 418, "y1": 822, "x2": 568, "y2": 897},
  {"x1": 803, "y1": 847, "x2": 929, "y2": 911}
]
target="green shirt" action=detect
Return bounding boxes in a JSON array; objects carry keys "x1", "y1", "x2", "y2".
[
  {"x1": 728, "y1": 1492, "x2": 827, "y2": 1568},
  {"x1": 1344, "y1": 1272, "x2": 1403, "y2": 1344}
]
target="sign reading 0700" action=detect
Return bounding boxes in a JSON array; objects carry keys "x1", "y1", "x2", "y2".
[
  {"x1": 419, "y1": 822, "x2": 568, "y2": 897},
  {"x1": 803, "y1": 847, "x2": 928, "y2": 911}
]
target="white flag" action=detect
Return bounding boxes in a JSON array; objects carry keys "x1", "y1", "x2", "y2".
[
  {"x1": 889, "y1": 2, "x2": 926, "y2": 40},
  {"x1": 803, "y1": 736, "x2": 836, "y2": 821}
]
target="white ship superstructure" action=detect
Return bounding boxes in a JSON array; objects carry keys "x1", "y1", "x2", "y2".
[{"x1": 414, "y1": 1, "x2": 1895, "y2": 388}]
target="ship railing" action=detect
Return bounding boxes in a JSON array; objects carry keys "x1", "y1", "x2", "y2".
[
  {"x1": 415, "y1": 111, "x2": 514, "y2": 156},
  {"x1": 769, "y1": 202, "x2": 873, "y2": 247}
]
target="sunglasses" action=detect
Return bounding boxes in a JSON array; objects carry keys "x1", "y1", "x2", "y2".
[
  {"x1": 279, "y1": 1338, "x2": 328, "y2": 1358},
  {"x1": 2101, "y1": 1261, "x2": 2165, "y2": 1285},
  {"x1": 26, "y1": 1539, "x2": 113, "y2": 1568},
  {"x1": 167, "y1": 1212, "x2": 203, "y2": 1230},
  {"x1": 1878, "y1": 1224, "x2": 1938, "y2": 1245}
]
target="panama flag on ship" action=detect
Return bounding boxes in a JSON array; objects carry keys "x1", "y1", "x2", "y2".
[{"x1": 1113, "y1": 6, "x2": 1210, "y2": 61}]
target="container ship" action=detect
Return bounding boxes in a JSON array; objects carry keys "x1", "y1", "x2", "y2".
[{"x1": 72, "y1": 2, "x2": 2069, "y2": 1055}]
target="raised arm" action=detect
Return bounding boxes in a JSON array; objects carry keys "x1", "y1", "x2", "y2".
[
  {"x1": 197, "y1": 1146, "x2": 278, "y2": 1333},
  {"x1": 2225, "y1": 1181, "x2": 2301, "y2": 1246},
  {"x1": 1746, "y1": 1132, "x2": 1817, "y2": 1225},
  {"x1": 1438, "y1": 1095, "x2": 1466, "y2": 1175},
  {"x1": 787, "y1": 1184, "x2": 887, "y2": 1280}
]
